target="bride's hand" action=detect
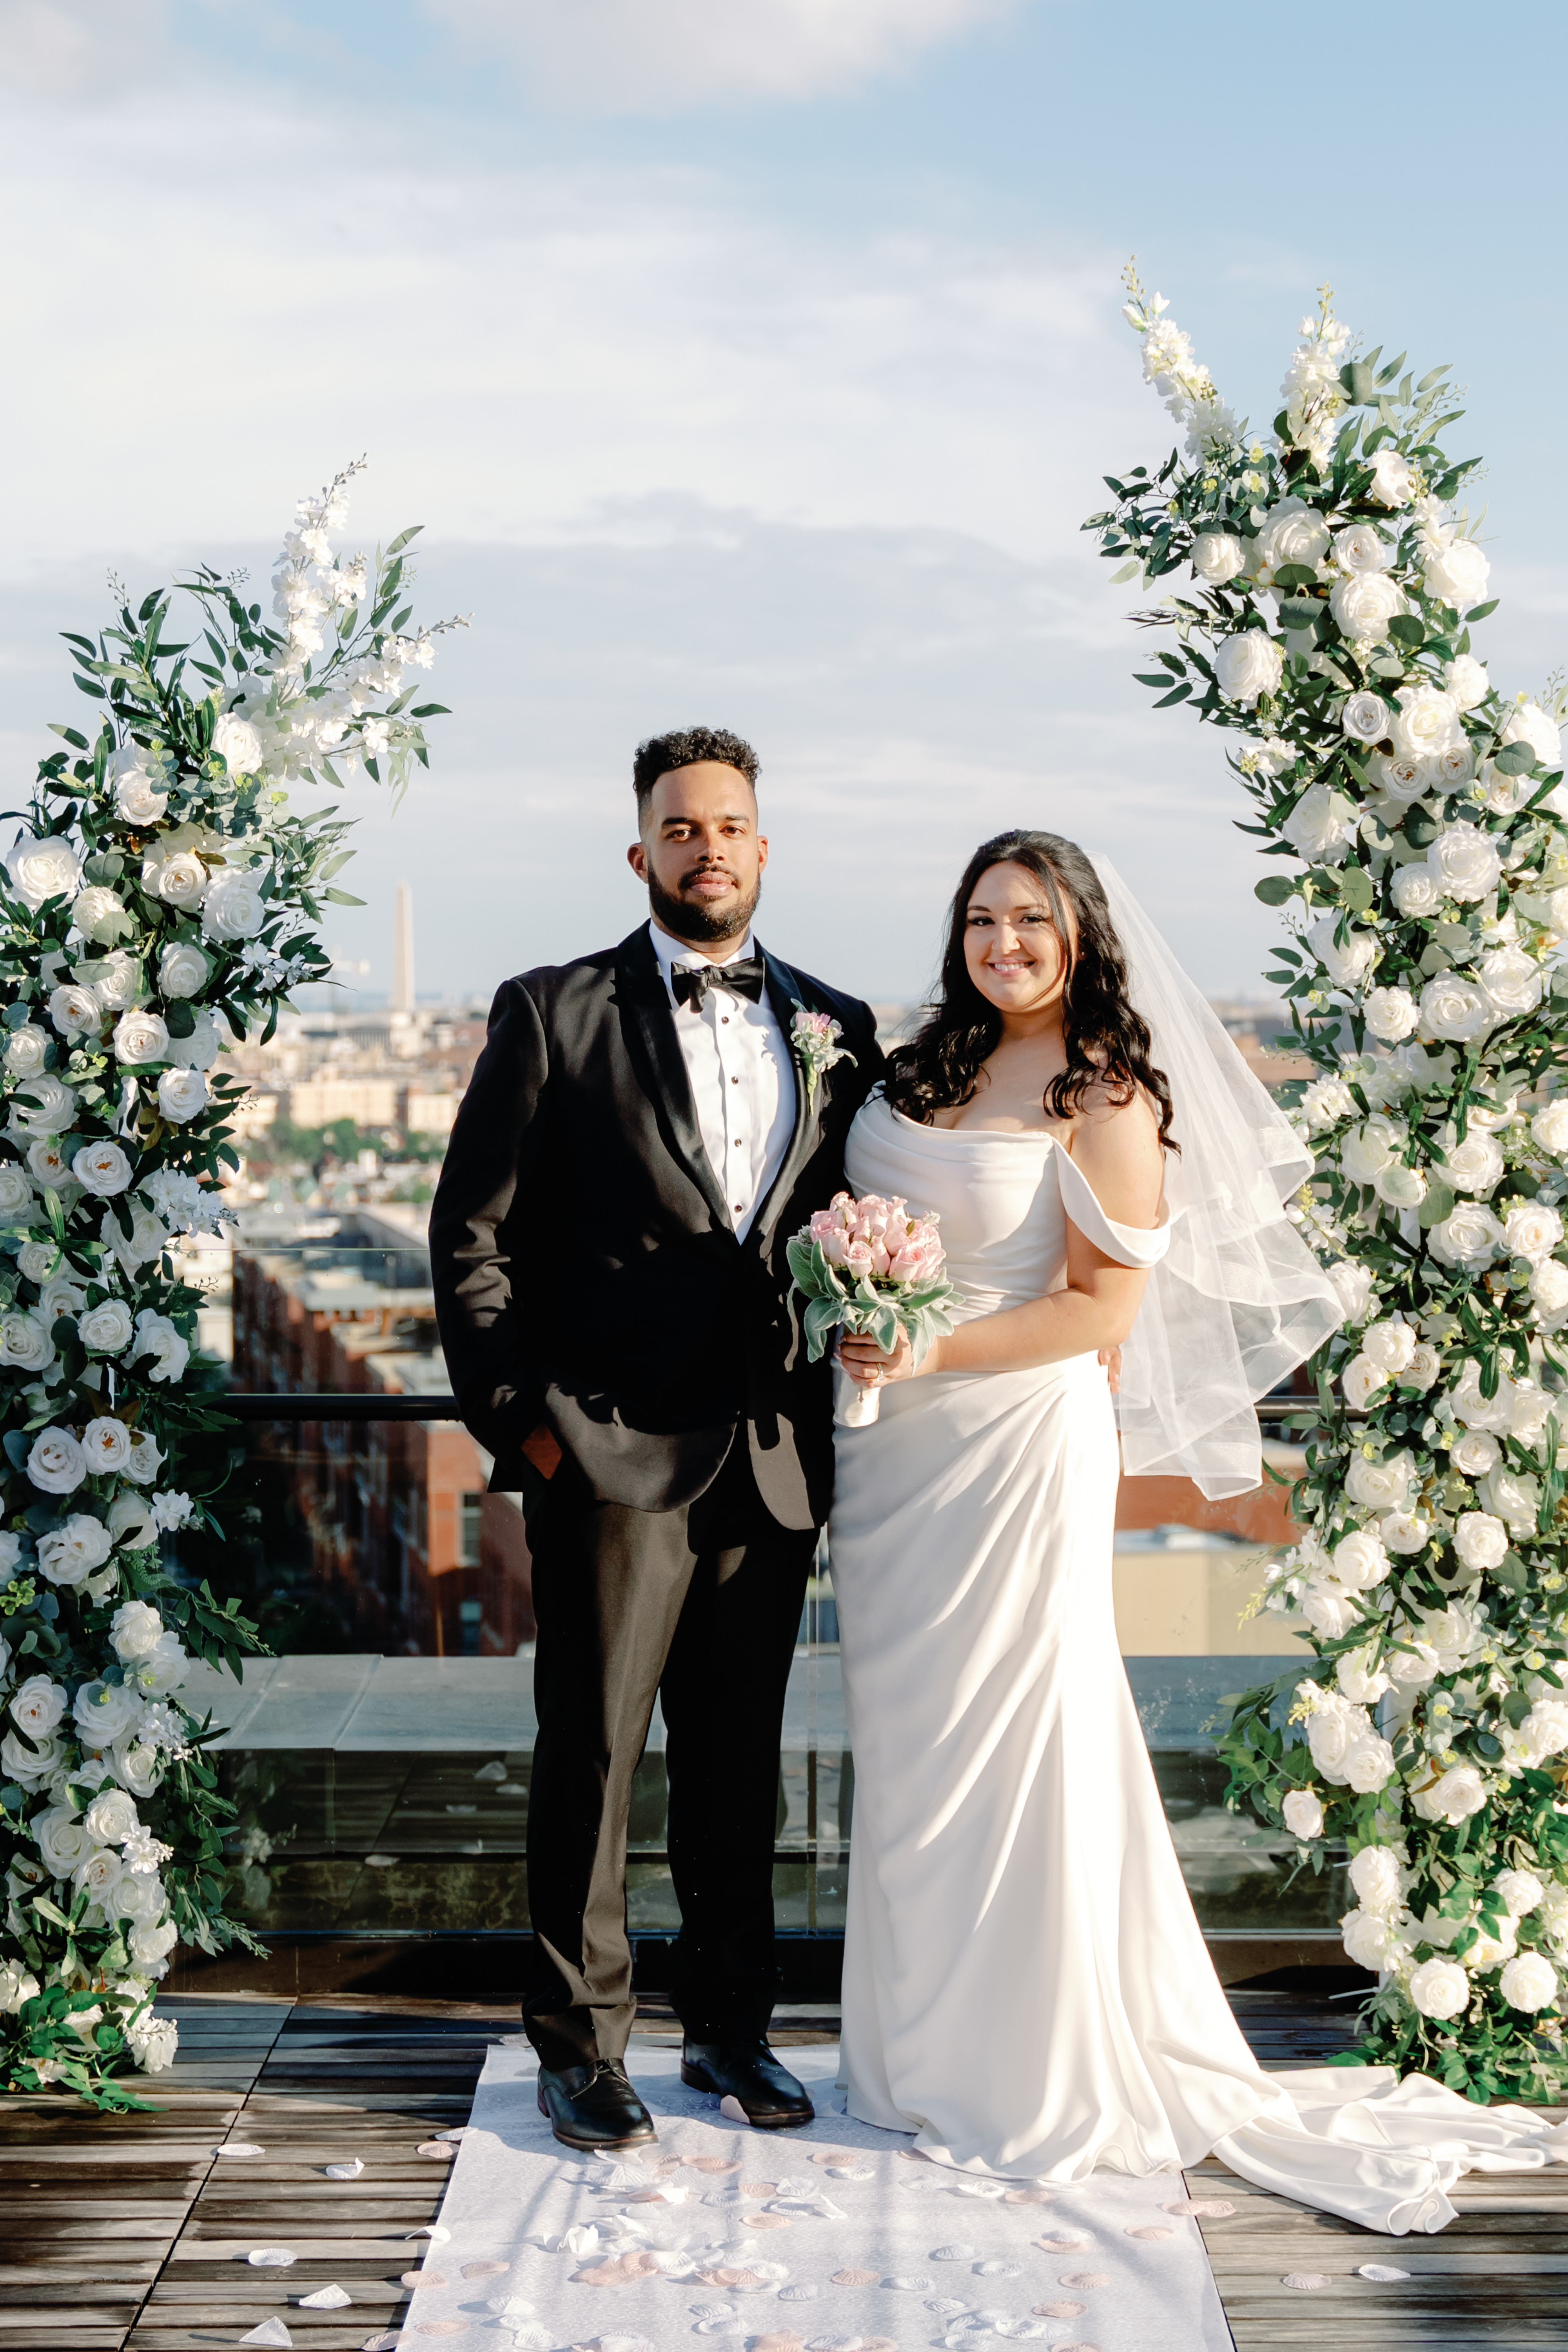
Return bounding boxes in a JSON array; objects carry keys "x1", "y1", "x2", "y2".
[{"x1": 837, "y1": 1328, "x2": 922, "y2": 1386}]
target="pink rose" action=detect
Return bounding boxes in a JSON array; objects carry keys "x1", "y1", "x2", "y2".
[
  {"x1": 809, "y1": 1210, "x2": 838, "y2": 1242},
  {"x1": 869, "y1": 1240, "x2": 891, "y2": 1276},
  {"x1": 819, "y1": 1231, "x2": 849, "y2": 1268},
  {"x1": 844, "y1": 1241, "x2": 874, "y2": 1277}
]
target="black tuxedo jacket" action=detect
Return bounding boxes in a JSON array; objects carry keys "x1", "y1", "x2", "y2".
[{"x1": 429, "y1": 924, "x2": 885, "y2": 1528}]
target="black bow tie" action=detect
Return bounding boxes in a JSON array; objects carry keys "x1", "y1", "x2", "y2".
[{"x1": 671, "y1": 955, "x2": 766, "y2": 1010}]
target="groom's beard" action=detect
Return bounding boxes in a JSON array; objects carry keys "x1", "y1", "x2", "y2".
[{"x1": 648, "y1": 866, "x2": 761, "y2": 946}]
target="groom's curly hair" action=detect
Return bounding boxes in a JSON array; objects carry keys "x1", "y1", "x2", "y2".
[
  {"x1": 633, "y1": 726, "x2": 759, "y2": 806},
  {"x1": 885, "y1": 829, "x2": 1178, "y2": 1151}
]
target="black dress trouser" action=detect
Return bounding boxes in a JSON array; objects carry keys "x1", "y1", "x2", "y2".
[{"x1": 522, "y1": 1439, "x2": 817, "y2": 2070}]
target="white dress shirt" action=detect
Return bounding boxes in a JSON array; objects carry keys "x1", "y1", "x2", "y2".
[{"x1": 648, "y1": 920, "x2": 797, "y2": 1240}]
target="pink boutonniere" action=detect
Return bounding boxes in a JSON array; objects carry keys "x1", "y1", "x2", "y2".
[{"x1": 789, "y1": 1002, "x2": 855, "y2": 1109}]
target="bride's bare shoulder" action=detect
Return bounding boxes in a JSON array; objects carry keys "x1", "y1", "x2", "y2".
[{"x1": 1065, "y1": 1082, "x2": 1165, "y2": 1222}]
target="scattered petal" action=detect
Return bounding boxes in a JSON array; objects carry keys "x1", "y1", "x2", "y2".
[
  {"x1": 487, "y1": 2296, "x2": 535, "y2": 2317},
  {"x1": 830, "y1": 2270, "x2": 879, "y2": 2288},
  {"x1": 1358, "y1": 2263, "x2": 1410, "y2": 2282},
  {"x1": 240, "y1": 2327, "x2": 293, "y2": 2350},
  {"x1": 1034, "y1": 2305, "x2": 1085, "y2": 2321},
  {"x1": 1126, "y1": 2225, "x2": 1173, "y2": 2241},
  {"x1": 743, "y1": 2213, "x2": 792, "y2": 2229},
  {"x1": 474, "y1": 1759, "x2": 508, "y2": 1779},
  {"x1": 883, "y1": 2274, "x2": 933, "y2": 2290},
  {"x1": 808, "y1": 2150, "x2": 854, "y2": 2166},
  {"x1": 214, "y1": 2142, "x2": 265, "y2": 2157},
  {"x1": 684, "y1": 2156, "x2": 741, "y2": 2175},
  {"x1": 1164, "y1": 2196, "x2": 1234, "y2": 2218},
  {"x1": 401, "y1": 2272, "x2": 449, "y2": 2289},
  {"x1": 407, "y1": 2225, "x2": 454, "y2": 2241},
  {"x1": 324, "y1": 2159, "x2": 364, "y2": 2180},
  {"x1": 247, "y1": 2249, "x2": 298, "y2": 2268},
  {"x1": 974, "y1": 2260, "x2": 1021, "y2": 2276},
  {"x1": 1060, "y1": 2272, "x2": 1111, "y2": 2289},
  {"x1": 931, "y1": 2245, "x2": 981, "y2": 2261},
  {"x1": 719, "y1": 2094, "x2": 752, "y2": 2124},
  {"x1": 417, "y1": 2140, "x2": 457, "y2": 2157},
  {"x1": 741, "y1": 2181, "x2": 779, "y2": 2197},
  {"x1": 778, "y1": 2285, "x2": 823, "y2": 2301},
  {"x1": 1002, "y1": 2187, "x2": 1053, "y2": 2204},
  {"x1": 1036, "y1": 2234, "x2": 1090, "y2": 2251},
  {"x1": 823, "y1": 2165, "x2": 874, "y2": 2180},
  {"x1": 510, "y1": 2329, "x2": 555, "y2": 2351},
  {"x1": 461, "y1": 2260, "x2": 510, "y2": 2279},
  {"x1": 298, "y1": 2284, "x2": 352, "y2": 2308},
  {"x1": 362, "y1": 2338, "x2": 401, "y2": 2352},
  {"x1": 690, "y1": 2306, "x2": 738, "y2": 2322},
  {"x1": 1283, "y1": 2272, "x2": 1334, "y2": 2291}
]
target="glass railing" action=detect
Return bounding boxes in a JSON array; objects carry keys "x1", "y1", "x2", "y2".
[{"x1": 171, "y1": 1231, "x2": 1339, "y2": 1947}]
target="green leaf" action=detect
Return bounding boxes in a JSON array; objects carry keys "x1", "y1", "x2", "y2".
[
  {"x1": 321, "y1": 888, "x2": 365, "y2": 906},
  {"x1": 385, "y1": 525, "x2": 424, "y2": 556},
  {"x1": 1152, "y1": 682, "x2": 1192, "y2": 707},
  {"x1": 1494, "y1": 740, "x2": 1535, "y2": 775},
  {"x1": 1386, "y1": 613, "x2": 1426, "y2": 647},
  {"x1": 1108, "y1": 559, "x2": 1141, "y2": 584},
  {"x1": 1340, "y1": 867, "x2": 1375, "y2": 915},
  {"x1": 1254, "y1": 874, "x2": 1299, "y2": 907},
  {"x1": 1466, "y1": 598, "x2": 1499, "y2": 623}
]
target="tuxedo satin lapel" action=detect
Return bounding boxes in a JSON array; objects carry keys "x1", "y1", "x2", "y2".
[
  {"x1": 613, "y1": 927, "x2": 734, "y2": 1233},
  {"x1": 751, "y1": 947, "x2": 821, "y2": 1244}
]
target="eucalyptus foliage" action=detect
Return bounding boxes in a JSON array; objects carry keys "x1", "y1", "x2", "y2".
[{"x1": 1087, "y1": 277, "x2": 1568, "y2": 2102}]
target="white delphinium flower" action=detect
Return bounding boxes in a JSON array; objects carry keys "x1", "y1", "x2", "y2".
[
  {"x1": 150, "y1": 1491, "x2": 193, "y2": 1533},
  {"x1": 1278, "y1": 307, "x2": 1350, "y2": 468},
  {"x1": 1300, "y1": 1075, "x2": 1358, "y2": 1131}
]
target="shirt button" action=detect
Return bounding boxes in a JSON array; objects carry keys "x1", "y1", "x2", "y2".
[
  {"x1": 734, "y1": 1204, "x2": 743, "y2": 1212},
  {"x1": 731, "y1": 1075, "x2": 739, "y2": 1085}
]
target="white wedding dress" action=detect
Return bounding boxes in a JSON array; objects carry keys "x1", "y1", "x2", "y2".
[{"x1": 829, "y1": 1091, "x2": 1568, "y2": 2234}]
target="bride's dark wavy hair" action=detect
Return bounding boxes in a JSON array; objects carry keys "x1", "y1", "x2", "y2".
[{"x1": 885, "y1": 829, "x2": 1178, "y2": 1151}]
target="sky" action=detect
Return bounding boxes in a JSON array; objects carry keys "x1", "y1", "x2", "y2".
[{"x1": 4, "y1": 0, "x2": 1567, "y2": 1006}]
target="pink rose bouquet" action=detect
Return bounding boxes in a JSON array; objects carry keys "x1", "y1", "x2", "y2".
[{"x1": 787, "y1": 1189, "x2": 960, "y2": 1426}]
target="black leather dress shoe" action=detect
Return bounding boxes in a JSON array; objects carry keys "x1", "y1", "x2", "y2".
[
  {"x1": 536, "y1": 2058, "x2": 657, "y2": 2150},
  {"x1": 681, "y1": 2036, "x2": 814, "y2": 2127}
]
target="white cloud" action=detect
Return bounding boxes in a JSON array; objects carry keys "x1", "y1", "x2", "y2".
[
  {"x1": 423, "y1": 0, "x2": 1022, "y2": 111},
  {"x1": 0, "y1": 0, "x2": 175, "y2": 95}
]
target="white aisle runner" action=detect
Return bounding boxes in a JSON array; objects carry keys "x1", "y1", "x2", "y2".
[{"x1": 386, "y1": 2045, "x2": 1233, "y2": 2352}]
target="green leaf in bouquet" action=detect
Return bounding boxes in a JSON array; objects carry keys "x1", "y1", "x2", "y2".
[
  {"x1": 802, "y1": 1296, "x2": 842, "y2": 1363},
  {"x1": 1494, "y1": 741, "x2": 1536, "y2": 775}
]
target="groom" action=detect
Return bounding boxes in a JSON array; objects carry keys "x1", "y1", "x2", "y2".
[{"x1": 430, "y1": 727, "x2": 883, "y2": 2150}]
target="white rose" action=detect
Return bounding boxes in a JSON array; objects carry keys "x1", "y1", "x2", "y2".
[
  {"x1": 128, "y1": 1629, "x2": 187, "y2": 1697},
  {"x1": 1515, "y1": 1699, "x2": 1568, "y2": 1766},
  {"x1": 129, "y1": 2012, "x2": 179, "y2": 2071},
  {"x1": 1306, "y1": 1699, "x2": 1359, "y2": 1782},
  {"x1": 1334, "y1": 521, "x2": 1391, "y2": 575},
  {"x1": 1391, "y1": 863, "x2": 1445, "y2": 918},
  {"x1": 1419, "y1": 975, "x2": 1492, "y2": 1044},
  {"x1": 1403, "y1": 1341, "x2": 1441, "y2": 1392},
  {"x1": 1499, "y1": 1952, "x2": 1559, "y2": 2013},
  {"x1": 26, "y1": 1140, "x2": 70, "y2": 1190},
  {"x1": 1423, "y1": 533, "x2": 1491, "y2": 609},
  {"x1": 82, "y1": 1416, "x2": 134, "y2": 1475},
  {"x1": 144, "y1": 847, "x2": 208, "y2": 911},
  {"x1": 1340, "y1": 690, "x2": 1389, "y2": 745},
  {"x1": 1482, "y1": 762, "x2": 1536, "y2": 818},
  {"x1": 1416, "y1": 1603, "x2": 1483, "y2": 1673},
  {"x1": 158, "y1": 942, "x2": 209, "y2": 1000},
  {"x1": 1436, "y1": 742, "x2": 1477, "y2": 789},
  {"x1": 2, "y1": 1024, "x2": 49, "y2": 1079},
  {"x1": 1439, "y1": 1130, "x2": 1504, "y2": 1195},
  {"x1": 72, "y1": 886, "x2": 131, "y2": 946},
  {"x1": 47, "y1": 982, "x2": 102, "y2": 1039},
  {"x1": 1327, "y1": 1259, "x2": 1376, "y2": 1323},
  {"x1": 26, "y1": 1427, "x2": 85, "y2": 1495},
  {"x1": 1495, "y1": 1870, "x2": 1544, "y2": 1917},
  {"x1": 10, "y1": 1675, "x2": 66, "y2": 1738},
  {"x1": 0, "y1": 1727, "x2": 61, "y2": 1785},
  {"x1": 107, "y1": 1492, "x2": 158, "y2": 1550},
  {"x1": 0, "y1": 1312, "x2": 55, "y2": 1374},
  {"x1": 1342, "y1": 1353, "x2": 1388, "y2": 1410},
  {"x1": 1330, "y1": 570, "x2": 1407, "y2": 644},
  {"x1": 1478, "y1": 1466, "x2": 1541, "y2": 1534},
  {"x1": 129, "y1": 1918, "x2": 179, "y2": 1971},
  {"x1": 71, "y1": 1140, "x2": 133, "y2": 1198},
  {"x1": 1345, "y1": 1450, "x2": 1411, "y2": 1512},
  {"x1": 213, "y1": 713, "x2": 263, "y2": 775},
  {"x1": 1376, "y1": 753, "x2": 1434, "y2": 806},
  {"x1": 1532, "y1": 1101, "x2": 1568, "y2": 1158},
  {"x1": 1252, "y1": 496, "x2": 1331, "y2": 575},
  {"x1": 1283, "y1": 780, "x2": 1356, "y2": 865},
  {"x1": 112, "y1": 1009, "x2": 170, "y2": 1066},
  {"x1": 109, "y1": 754, "x2": 169, "y2": 827},
  {"x1": 103, "y1": 1204, "x2": 170, "y2": 1278},
  {"x1": 32, "y1": 1805, "x2": 93, "y2": 1880},
  {"x1": 1390, "y1": 684, "x2": 1463, "y2": 763},
  {"x1": 85, "y1": 950, "x2": 138, "y2": 1011},
  {"x1": 1363, "y1": 985, "x2": 1418, "y2": 1042},
  {"x1": 0, "y1": 1164, "x2": 33, "y2": 1220},
  {"x1": 1450, "y1": 1360, "x2": 1516, "y2": 1431},
  {"x1": 1302, "y1": 1587, "x2": 1361, "y2": 1638},
  {"x1": 1444, "y1": 653, "x2": 1490, "y2": 712},
  {"x1": 165, "y1": 1009, "x2": 221, "y2": 1071},
  {"x1": 1336, "y1": 1645, "x2": 1391, "y2": 1704},
  {"x1": 82, "y1": 1787, "x2": 140, "y2": 1846},
  {"x1": 1354, "y1": 1844, "x2": 1410, "y2": 1919},
  {"x1": 5, "y1": 834, "x2": 81, "y2": 913},
  {"x1": 1367, "y1": 447, "x2": 1417, "y2": 507},
  {"x1": 1301, "y1": 1076, "x2": 1358, "y2": 1131},
  {"x1": 1342, "y1": 1907, "x2": 1401, "y2": 1970},
  {"x1": 1450, "y1": 1428, "x2": 1501, "y2": 1479},
  {"x1": 129, "y1": 1311, "x2": 190, "y2": 1384},
  {"x1": 1282, "y1": 1789, "x2": 1324, "y2": 1839},
  {"x1": 1343, "y1": 1733, "x2": 1397, "y2": 1794},
  {"x1": 113, "y1": 1870, "x2": 165, "y2": 1926},
  {"x1": 1191, "y1": 532, "x2": 1246, "y2": 583},
  {"x1": 1428, "y1": 823, "x2": 1502, "y2": 904},
  {"x1": 75, "y1": 1847, "x2": 125, "y2": 1909},
  {"x1": 37, "y1": 1514, "x2": 114, "y2": 1586},
  {"x1": 1477, "y1": 944, "x2": 1543, "y2": 1020},
  {"x1": 1214, "y1": 628, "x2": 1284, "y2": 706},
  {"x1": 156, "y1": 1067, "x2": 210, "y2": 1125},
  {"x1": 1500, "y1": 698, "x2": 1562, "y2": 770},
  {"x1": 124, "y1": 1428, "x2": 164, "y2": 1486},
  {"x1": 1361, "y1": 1321, "x2": 1416, "y2": 1376},
  {"x1": 1530, "y1": 1257, "x2": 1568, "y2": 1316},
  {"x1": 0, "y1": 1961, "x2": 40, "y2": 2013},
  {"x1": 9, "y1": 1073, "x2": 77, "y2": 1137},
  {"x1": 1328, "y1": 1530, "x2": 1390, "y2": 1593},
  {"x1": 73, "y1": 1677, "x2": 143, "y2": 1743},
  {"x1": 1307, "y1": 913, "x2": 1377, "y2": 991},
  {"x1": 201, "y1": 868, "x2": 267, "y2": 942},
  {"x1": 109, "y1": 1600, "x2": 164, "y2": 1663},
  {"x1": 1408, "y1": 1956, "x2": 1470, "y2": 2018},
  {"x1": 1505, "y1": 1202, "x2": 1563, "y2": 1261},
  {"x1": 111, "y1": 1739, "x2": 163, "y2": 1799},
  {"x1": 79, "y1": 1298, "x2": 135, "y2": 1354},
  {"x1": 1339, "y1": 1113, "x2": 1403, "y2": 1185},
  {"x1": 1381, "y1": 1509, "x2": 1434, "y2": 1555},
  {"x1": 1453, "y1": 1510, "x2": 1508, "y2": 1571},
  {"x1": 1388, "y1": 1633, "x2": 1438, "y2": 1679}
]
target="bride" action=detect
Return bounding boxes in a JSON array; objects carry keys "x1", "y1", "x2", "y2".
[{"x1": 828, "y1": 827, "x2": 1568, "y2": 2234}]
